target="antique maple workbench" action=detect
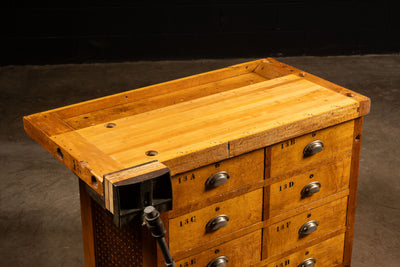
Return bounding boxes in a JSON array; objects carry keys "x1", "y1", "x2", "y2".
[{"x1": 24, "y1": 59, "x2": 370, "y2": 267}]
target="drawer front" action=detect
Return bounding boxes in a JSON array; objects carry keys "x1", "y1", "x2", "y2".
[
  {"x1": 263, "y1": 197, "x2": 347, "y2": 258},
  {"x1": 175, "y1": 230, "x2": 261, "y2": 267},
  {"x1": 169, "y1": 189, "x2": 263, "y2": 254},
  {"x1": 270, "y1": 120, "x2": 354, "y2": 177},
  {"x1": 269, "y1": 157, "x2": 351, "y2": 217},
  {"x1": 172, "y1": 149, "x2": 264, "y2": 210},
  {"x1": 265, "y1": 233, "x2": 345, "y2": 267}
]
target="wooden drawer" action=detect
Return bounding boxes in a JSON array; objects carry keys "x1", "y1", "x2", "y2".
[
  {"x1": 268, "y1": 157, "x2": 351, "y2": 217},
  {"x1": 265, "y1": 233, "x2": 345, "y2": 267},
  {"x1": 169, "y1": 189, "x2": 263, "y2": 254},
  {"x1": 172, "y1": 149, "x2": 264, "y2": 210},
  {"x1": 270, "y1": 121, "x2": 354, "y2": 177},
  {"x1": 262, "y1": 197, "x2": 347, "y2": 258},
  {"x1": 175, "y1": 230, "x2": 261, "y2": 267}
]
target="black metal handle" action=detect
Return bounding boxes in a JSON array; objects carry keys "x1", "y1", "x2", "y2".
[{"x1": 144, "y1": 206, "x2": 175, "y2": 267}]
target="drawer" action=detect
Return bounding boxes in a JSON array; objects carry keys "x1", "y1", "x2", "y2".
[
  {"x1": 175, "y1": 230, "x2": 261, "y2": 267},
  {"x1": 172, "y1": 149, "x2": 264, "y2": 210},
  {"x1": 265, "y1": 233, "x2": 345, "y2": 267},
  {"x1": 262, "y1": 197, "x2": 347, "y2": 258},
  {"x1": 268, "y1": 157, "x2": 351, "y2": 217},
  {"x1": 270, "y1": 120, "x2": 354, "y2": 177},
  {"x1": 169, "y1": 189, "x2": 263, "y2": 254}
]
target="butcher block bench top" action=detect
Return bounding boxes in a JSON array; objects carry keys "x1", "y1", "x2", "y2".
[{"x1": 23, "y1": 58, "x2": 370, "y2": 211}]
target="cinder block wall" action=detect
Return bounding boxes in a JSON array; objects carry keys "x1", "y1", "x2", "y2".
[{"x1": 2, "y1": 1, "x2": 399, "y2": 65}]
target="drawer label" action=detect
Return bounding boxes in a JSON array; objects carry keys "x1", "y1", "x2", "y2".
[
  {"x1": 178, "y1": 173, "x2": 196, "y2": 184},
  {"x1": 279, "y1": 181, "x2": 294, "y2": 191},
  {"x1": 280, "y1": 138, "x2": 296, "y2": 149},
  {"x1": 274, "y1": 259, "x2": 290, "y2": 267},
  {"x1": 179, "y1": 258, "x2": 197, "y2": 267},
  {"x1": 276, "y1": 221, "x2": 291, "y2": 232},
  {"x1": 179, "y1": 216, "x2": 197, "y2": 227}
]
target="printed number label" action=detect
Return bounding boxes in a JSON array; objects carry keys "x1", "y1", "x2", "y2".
[
  {"x1": 178, "y1": 173, "x2": 196, "y2": 184},
  {"x1": 275, "y1": 259, "x2": 290, "y2": 267},
  {"x1": 276, "y1": 221, "x2": 291, "y2": 232},
  {"x1": 180, "y1": 216, "x2": 197, "y2": 227},
  {"x1": 179, "y1": 258, "x2": 197, "y2": 267},
  {"x1": 279, "y1": 181, "x2": 294, "y2": 191},
  {"x1": 281, "y1": 139, "x2": 296, "y2": 149}
]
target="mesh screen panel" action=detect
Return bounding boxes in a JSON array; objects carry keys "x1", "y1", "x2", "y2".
[{"x1": 92, "y1": 201, "x2": 143, "y2": 266}]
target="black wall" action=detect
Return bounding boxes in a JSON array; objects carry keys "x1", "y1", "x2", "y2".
[{"x1": 2, "y1": 0, "x2": 399, "y2": 65}]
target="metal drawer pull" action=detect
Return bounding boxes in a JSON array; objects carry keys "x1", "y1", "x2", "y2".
[
  {"x1": 207, "y1": 256, "x2": 229, "y2": 267},
  {"x1": 206, "y1": 215, "x2": 229, "y2": 233},
  {"x1": 298, "y1": 258, "x2": 316, "y2": 267},
  {"x1": 303, "y1": 140, "x2": 324, "y2": 157},
  {"x1": 301, "y1": 181, "x2": 321, "y2": 198},
  {"x1": 205, "y1": 171, "x2": 230, "y2": 189},
  {"x1": 298, "y1": 220, "x2": 319, "y2": 236}
]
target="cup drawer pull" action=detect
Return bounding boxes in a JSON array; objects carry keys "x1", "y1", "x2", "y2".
[
  {"x1": 298, "y1": 220, "x2": 319, "y2": 236},
  {"x1": 207, "y1": 256, "x2": 229, "y2": 267},
  {"x1": 206, "y1": 215, "x2": 230, "y2": 233},
  {"x1": 301, "y1": 181, "x2": 321, "y2": 198},
  {"x1": 205, "y1": 171, "x2": 230, "y2": 189},
  {"x1": 303, "y1": 140, "x2": 324, "y2": 157},
  {"x1": 298, "y1": 258, "x2": 316, "y2": 267}
]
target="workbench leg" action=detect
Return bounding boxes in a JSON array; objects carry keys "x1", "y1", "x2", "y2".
[
  {"x1": 79, "y1": 180, "x2": 96, "y2": 267},
  {"x1": 343, "y1": 117, "x2": 364, "y2": 267}
]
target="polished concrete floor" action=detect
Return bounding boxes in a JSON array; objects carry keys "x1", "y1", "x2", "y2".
[{"x1": 0, "y1": 55, "x2": 399, "y2": 266}]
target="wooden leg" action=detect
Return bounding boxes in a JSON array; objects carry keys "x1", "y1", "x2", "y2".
[
  {"x1": 343, "y1": 117, "x2": 364, "y2": 266},
  {"x1": 79, "y1": 180, "x2": 96, "y2": 267}
]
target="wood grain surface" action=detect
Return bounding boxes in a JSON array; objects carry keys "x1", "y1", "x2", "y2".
[
  {"x1": 270, "y1": 121, "x2": 354, "y2": 177},
  {"x1": 268, "y1": 157, "x2": 351, "y2": 216},
  {"x1": 23, "y1": 58, "x2": 370, "y2": 208},
  {"x1": 171, "y1": 149, "x2": 264, "y2": 211},
  {"x1": 168, "y1": 189, "x2": 263, "y2": 254},
  {"x1": 262, "y1": 197, "x2": 348, "y2": 259},
  {"x1": 175, "y1": 230, "x2": 261, "y2": 267},
  {"x1": 264, "y1": 233, "x2": 345, "y2": 267}
]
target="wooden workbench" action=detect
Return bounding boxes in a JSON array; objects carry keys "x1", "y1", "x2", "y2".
[{"x1": 24, "y1": 58, "x2": 370, "y2": 267}]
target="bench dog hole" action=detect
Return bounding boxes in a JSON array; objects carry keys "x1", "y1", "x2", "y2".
[
  {"x1": 105, "y1": 123, "x2": 116, "y2": 128},
  {"x1": 145, "y1": 150, "x2": 158, "y2": 156}
]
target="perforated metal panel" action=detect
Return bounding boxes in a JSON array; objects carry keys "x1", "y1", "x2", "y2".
[{"x1": 92, "y1": 200, "x2": 143, "y2": 267}]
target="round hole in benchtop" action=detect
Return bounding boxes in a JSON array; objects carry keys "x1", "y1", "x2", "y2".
[
  {"x1": 105, "y1": 123, "x2": 116, "y2": 128},
  {"x1": 145, "y1": 150, "x2": 158, "y2": 157},
  {"x1": 346, "y1": 92, "x2": 354, "y2": 97}
]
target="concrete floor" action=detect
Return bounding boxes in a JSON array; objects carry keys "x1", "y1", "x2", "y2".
[{"x1": 0, "y1": 55, "x2": 399, "y2": 266}]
